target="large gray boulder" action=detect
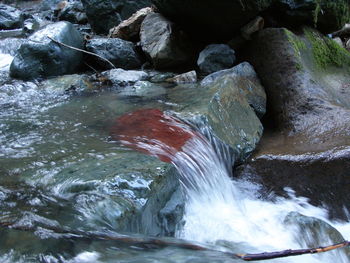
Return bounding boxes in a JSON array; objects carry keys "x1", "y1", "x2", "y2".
[
  {"x1": 0, "y1": 4, "x2": 25, "y2": 30},
  {"x1": 10, "y1": 21, "x2": 84, "y2": 80},
  {"x1": 86, "y1": 37, "x2": 142, "y2": 70},
  {"x1": 197, "y1": 44, "x2": 236, "y2": 74},
  {"x1": 81, "y1": 0, "x2": 151, "y2": 34},
  {"x1": 236, "y1": 27, "x2": 350, "y2": 219},
  {"x1": 152, "y1": 0, "x2": 272, "y2": 41},
  {"x1": 140, "y1": 13, "x2": 195, "y2": 69}
]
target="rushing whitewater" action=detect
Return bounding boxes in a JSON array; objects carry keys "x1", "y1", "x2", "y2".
[{"x1": 111, "y1": 109, "x2": 350, "y2": 263}]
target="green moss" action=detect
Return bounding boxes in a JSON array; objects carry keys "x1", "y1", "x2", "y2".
[
  {"x1": 304, "y1": 28, "x2": 350, "y2": 69},
  {"x1": 285, "y1": 29, "x2": 306, "y2": 70}
]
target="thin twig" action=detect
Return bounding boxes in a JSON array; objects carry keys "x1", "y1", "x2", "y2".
[
  {"x1": 47, "y1": 36, "x2": 116, "y2": 69},
  {"x1": 0, "y1": 221, "x2": 349, "y2": 261}
]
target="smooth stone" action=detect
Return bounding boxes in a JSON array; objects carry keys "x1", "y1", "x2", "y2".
[
  {"x1": 0, "y1": 4, "x2": 25, "y2": 30},
  {"x1": 10, "y1": 21, "x2": 84, "y2": 80},
  {"x1": 85, "y1": 37, "x2": 142, "y2": 70},
  {"x1": 197, "y1": 44, "x2": 236, "y2": 74}
]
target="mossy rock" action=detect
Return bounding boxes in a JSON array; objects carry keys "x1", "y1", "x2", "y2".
[{"x1": 272, "y1": 0, "x2": 350, "y2": 33}]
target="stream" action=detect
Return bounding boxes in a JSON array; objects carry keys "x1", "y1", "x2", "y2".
[{"x1": 0, "y1": 38, "x2": 350, "y2": 263}]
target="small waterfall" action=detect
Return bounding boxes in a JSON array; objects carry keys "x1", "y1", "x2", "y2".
[{"x1": 111, "y1": 109, "x2": 350, "y2": 263}]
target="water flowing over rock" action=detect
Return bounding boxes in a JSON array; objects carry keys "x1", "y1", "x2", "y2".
[
  {"x1": 140, "y1": 13, "x2": 195, "y2": 69},
  {"x1": 81, "y1": 0, "x2": 151, "y2": 34},
  {"x1": 0, "y1": 4, "x2": 25, "y2": 30},
  {"x1": 197, "y1": 44, "x2": 236, "y2": 75},
  {"x1": 237, "y1": 27, "x2": 350, "y2": 219},
  {"x1": 10, "y1": 21, "x2": 84, "y2": 80},
  {"x1": 85, "y1": 37, "x2": 142, "y2": 70},
  {"x1": 151, "y1": 0, "x2": 272, "y2": 41}
]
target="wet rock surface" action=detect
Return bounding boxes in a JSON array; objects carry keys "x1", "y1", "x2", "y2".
[
  {"x1": 236, "y1": 27, "x2": 350, "y2": 219},
  {"x1": 0, "y1": 4, "x2": 25, "y2": 30},
  {"x1": 197, "y1": 44, "x2": 236, "y2": 75},
  {"x1": 140, "y1": 13, "x2": 195, "y2": 69},
  {"x1": 55, "y1": 0, "x2": 88, "y2": 24},
  {"x1": 86, "y1": 37, "x2": 142, "y2": 70},
  {"x1": 10, "y1": 21, "x2": 84, "y2": 80},
  {"x1": 100, "y1": 68, "x2": 148, "y2": 86}
]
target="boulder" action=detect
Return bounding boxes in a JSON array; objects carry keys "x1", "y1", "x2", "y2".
[
  {"x1": 197, "y1": 44, "x2": 236, "y2": 74},
  {"x1": 152, "y1": 0, "x2": 272, "y2": 41},
  {"x1": 236, "y1": 27, "x2": 350, "y2": 219},
  {"x1": 109, "y1": 7, "x2": 153, "y2": 41},
  {"x1": 271, "y1": 0, "x2": 350, "y2": 34},
  {"x1": 201, "y1": 62, "x2": 266, "y2": 118},
  {"x1": 55, "y1": 0, "x2": 88, "y2": 24},
  {"x1": 85, "y1": 37, "x2": 142, "y2": 70},
  {"x1": 169, "y1": 70, "x2": 197, "y2": 84},
  {"x1": 100, "y1": 68, "x2": 148, "y2": 87},
  {"x1": 140, "y1": 13, "x2": 195, "y2": 69},
  {"x1": 0, "y1": 4, "x2": 25, "y2": 30},
  {"x1": 81, "y1": 0, "x2": 151, "y2": 34},
  {"x1": 10, "y1": 21, "x2": 84, "y2": 80}
]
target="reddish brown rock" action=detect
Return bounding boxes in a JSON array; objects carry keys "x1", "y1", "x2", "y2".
[{"x1": 110, "y1": 109, "x2": 196, "y2": 163}]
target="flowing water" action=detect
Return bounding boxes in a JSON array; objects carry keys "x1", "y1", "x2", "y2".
[{"x1": 0, "y1": 39, "x2": 349, "y2": 263}]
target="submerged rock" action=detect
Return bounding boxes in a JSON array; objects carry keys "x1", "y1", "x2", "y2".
[
  {"x1": 86, "y1": 37, "x2": 142, "y2": 70},
  {"x1": 81, "y1": 0, "x2": 151, "y2": 34},
  {"x1": 118, "y1": 81, "x2": 166, "y2": 99},
  {"x1": 140, "y1": 13, "x2": 195, "y2": 69},
  {"x1": 236, "y1": 27, "x2": 350, "y2": 219},
  {"x1": 10, "y1": 21, "x2": 84, "y2": 80},
  {"x1": 197, "y1": 44, "x2": 236, "y2": 74},
  {"x1": 40, "y1": 74, "x2": 96, "y2": 93},
  {"x1": 0, "y1": 4, "x2": 25, "y2": 30}
]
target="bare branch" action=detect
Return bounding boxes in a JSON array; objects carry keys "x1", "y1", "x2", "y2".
[{"x1": 47, "y1": 36, "x2": 116, "y2": 69}]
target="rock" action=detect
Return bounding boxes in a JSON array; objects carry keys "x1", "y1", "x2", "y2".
[
  {"x1": 197, "y1": 44, "x2": 236, "y2": 74},
  {"x1": 135, "y1": 166, "x2": 184, "y2": 237},
  {"x1": 0, "y1": 4, "x2": 25, "y2": 30},
  {"x1": 85, "y1": 37, "x2": 142, "y2": 70},
  {"x1": 118, "y1": 81, "x2": 166, "y2": 98},
  {"x1": 201, "y1": 62, "x2": 266, "y2": 118},
  {"x1": 149, "y1": 72, "x2": 175, "y2": 83},
  {"x1": 140, "y1": 13, "x2": 195, "y2": 69},
  {"x1": 81, "y1": 0, "x2": 151, "y2": 34},
  {"x1": 332, "y1": 37, "x2": 344, "y2": 48},
  {"x1": 152, "y1": 0, "x2": 272, "y2": 41},
  {"x1": 236, "y1": 27, "x2": 350, "y2": 219},
  {"x1": 272, "y1": 0, "x2": 350, "y2": 34},
  {"x1": 109, "y1": 7, "x2": 153, "y2": 41},
  {"x1": 40, "y1": 74, "x2": 96, "y2": 93},
  {"x1": 346, "y1": 39, "x2": 350, "y2": 51},
  {"x1": 10, "y1": 21, "x2": 84, "y2": 80},
  {"x1": 22, "y1": 18, "x2": 40, "y2": 36},
  {"x1": 55, "y1": 0, "x2": 88, "y2": 24},
  {"x1": 241, "y1": 16, "x2": 264, "y2": 40},
  {"x1": 100, "y1": 68, "x2": 148, "y2": 86},
  {"x1": 40, "y1": 0, "x2": 63, "y2": 11},
  {"x1": 284, "y1": 212, "x2": 350, "y2": 258},
  {"x1": 169, "y1": 70, "x2": 197, "y2": 84}
]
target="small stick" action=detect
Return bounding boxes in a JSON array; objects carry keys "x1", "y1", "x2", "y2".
[
  {"x1": 0, "y1": 221, "x2": 348, "y2": 261},
  {"x1": 47, "y1": 36, "x2": 116, "y2": 69}
]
